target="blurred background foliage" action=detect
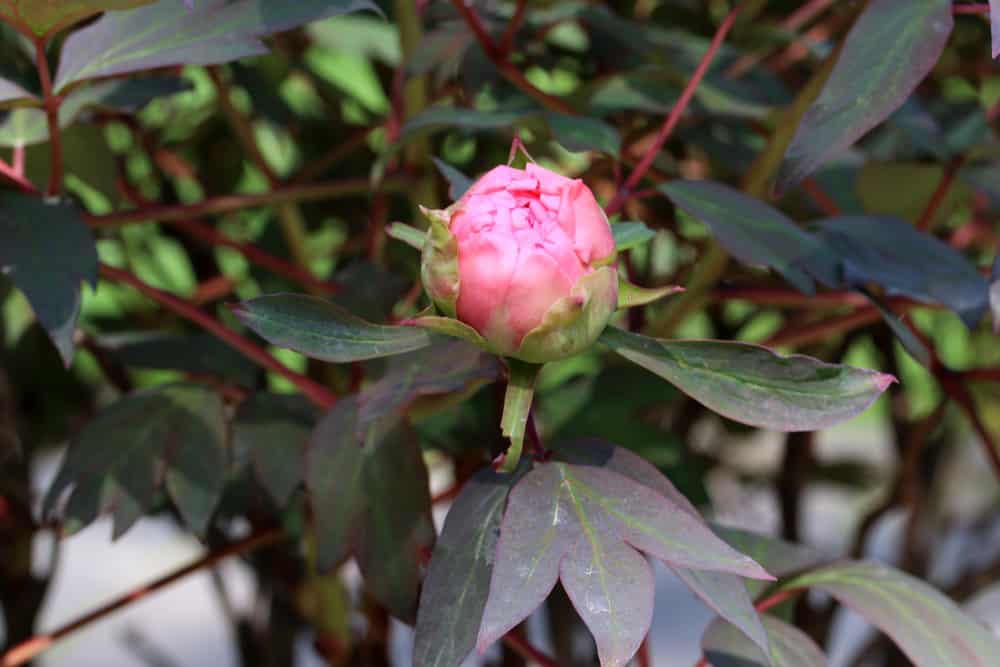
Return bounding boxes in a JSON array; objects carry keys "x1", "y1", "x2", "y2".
[{"x1": 1, "y1": 0, "x2": 1000, "y2": 666}]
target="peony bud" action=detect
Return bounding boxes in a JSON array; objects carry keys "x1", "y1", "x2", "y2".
[{"x1": 421, "y1": 163, "x2": 618, "y2": 363}]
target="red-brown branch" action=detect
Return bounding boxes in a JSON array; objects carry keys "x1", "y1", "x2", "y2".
[
  {"x1": 0, "y1": 529, "x2": 285, "y2": 667},
  {"x1": 0, "y1": 156, "x2": 37, "y2": 194},
  {"x1": 33, "y1": 38, "x2": 63, "y2": 196},
  {"x1": 606, "y1": 1, "x2": 746, "y2": 215},
  {"x1": 99, "y1": 264, "x2": 337, "y2": 409},
  {"x1": 915, "y1": 155, "x2": 965, "y2": 231},
  {"x1": 953, "y1": 4, "x2": 991, "y2": 15},
  {"x1": 502, "y1": 632, "x2": 559, "y2": 667},
  {"x1": 942, "y1": 375, "x2": 1000, "y2": 482},
  {"x1": 499, "y1": 0, "x2": 529, "y2": 57}
]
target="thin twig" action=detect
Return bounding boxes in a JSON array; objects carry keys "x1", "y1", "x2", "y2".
[
  {"x1": 88, "y1": 179, "x2": 391, "y2": 227},
  {"x1": 726, "y1": 0, "x2": 835, "y2": 78},
  {"x1": 499, "y1": 0, "x2": 529, "y2": 57},
  {"x1": 0, "y1": 529, "x2": 285, "y2": 667},
  {"x1": 0, "y1": 156, "x2": 38, "y2": 194},
  {"x1": 953, "y1": 4, "x2": 991, "y2": 15},
  {"x1": 502, "y1": 632, "x2": 559, "y2": 667},
  {"x1": 99, "y1": 264, "x2": 337, "y2": 409},
  {"x1": 915, "y1": 155, "x2": 965, "y2": 231},
  {"x1": 606, "y1": 1, "x2": 747, "y2": 215},
  {"x1": 33, "y1": 38, "x2": 63, "y2": 196},
  {"x1": 943, "y1": 375, "x2": 1000, "y2": 482}
]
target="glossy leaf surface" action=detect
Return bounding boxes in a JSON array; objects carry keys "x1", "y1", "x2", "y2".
[
  {"x1": 778, "y1": 0, "x2": 953, "y2": 189},
  {"x1": 55, "y1": 0, "x2": 380, "y2": 90},
  {"x1": 600, "y1": 327, "x2": 894, "y2": 431},
  {"x1": 477, "y1": 460, "x2": 772, "y2": 666},
  {"x1": 790, "y1": 561, "x2": 1000, "y2": 667},
  {"x1": 413, "y1": 467, "x2": 522, "y2": 667},
  {"x1": 0, "y1": 0, "x2": 154, "y2": 37},
  {"x1": 661, "y1": 180, "x2": 837, "y2": 294},
  {"x1": 232, "y1": 293, "x2": 433, "y2": 363}
]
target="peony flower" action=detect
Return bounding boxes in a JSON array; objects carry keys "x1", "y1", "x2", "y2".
[{"x1": 420, "y1": 163, "x2": 618, "y2": 363}]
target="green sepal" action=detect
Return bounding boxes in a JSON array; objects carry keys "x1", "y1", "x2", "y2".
[
  {"x1": 403, "y1": 314, "x2": 495, "y2": 353},
  {"x1": 617, "y1": 279, "x2": 684, "y2": 309},
  {"x1": 514, "y1": 266, "x2": 618, "y2": 363},
  {"x1": 419, "y1": 205, "x2": 460, "y2": 319},
  {"x1": 386, "y1": 222, "x2": 425, "y2": 250},
  {"x1": 499, "y1": 359, "x2": 541, "y2": 473}
]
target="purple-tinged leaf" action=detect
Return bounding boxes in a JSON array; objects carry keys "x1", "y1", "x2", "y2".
[
  {"x1": 359, "y1": 338, "x2": 501, "y2": 428},
  {"x1": 43, "y1": 384, "x2": 226, "y2": 538},
  {"x1": 477, "y1": 461, "x2": 772, "y2": 664},
  {"x1": 560, "y1": 537, "x2": 654, "y2": 667},
  {"x1": 232, "y1": 293, "x2": 434, "y2": 363},
  {"x1": 0, "y1": 0, "x2": 156, "y2": 38},
  {"x1": 778, "y1": 0, "x2": 953, "y2": 190},
  {"x1": 233, "y1": 393, "x2": 317, "y2": 506},
  {"x1": 54, "y1": 0, "x2": 380, "y2": 91},
  {"x1": 557, "y1": 441, "x2": 770, "y2": 662},
  {"x1": 413, "y1": 466, "x2": 524, "y2": 667},
  {"x1": 0, "y1": 76, "x2": 34, "y2": 104},
  {"x1": 814, "y1": 216, "x2": 989, "y2": 328},
  {"x1": 712, "y1": 526, "x2": 827, "y2": 598},
  {"x1": 660, "y1": 180, "x2": 839, "y2": 294},
  {"x1": 0, "y1": 194, "x2": 97, "y2": 365},
  {"x1": 600, "y1": 327, "x2": 895, "y2": 432},
  {"x1": 992, "y1": 0, "x2": 1000, "y2": 58},
  {"x1": 790, "y1": 561, "x2": 1000, "y2": 667},
  {"x1": 306, "y1": 398, "x2": 434, "y2": 622},
  {"x1": 703, "y1": 615, "x2": 827, "y2": 667}
]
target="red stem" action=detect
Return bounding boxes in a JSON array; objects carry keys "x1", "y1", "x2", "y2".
[
  {"x1": 765, "y1": 307, "x2": 883, "y2": 348},
  {"x1": 0, "y1": 529, "x2": 285, "y2": 667},
  {"x1": 965, "y1": 367, "x2": 1000, "y2": 383},
  {"x1": 915, "y1": 155, "x2": 965, "y2": 232},
  {"x1": 0, "y1": 156, "x2": 37, "y2": 194},
  {"x1": 606, "y1": 1, "x2": 746, "y2": 215},
  {"x1": 942, "y1": 375, "x2": 1000, "y2": 482},
  {"x1": 33, "y1": 38, "x2": 63, "y2": 196},
  {"x1": 801, "y1": 177, "x2": 842, "y2": 216},
  {"x1": 449, "y1": 0, "x2": 575, "y2": 115},
  {"x1": 87, "y1": 179, "x2": 380, "y2": 227},
  {"x1": 99, "y1": 264, "x2": 337, "y2": 409},
  {"x1": 953, "y1": 4, "x2": 991, "y2": 14},
  {"x1": 499, "y1": 0, "x2": 528, "y2": 57},
  {"x1": 692, "y1": 588, "x2": 805, "y2": 667},
  {"x1": 502, "y1": 632, "x2": 559, "y2": 667},
  {"x1": 171, "y1": 219, "x2": 340, "y2": 296}
]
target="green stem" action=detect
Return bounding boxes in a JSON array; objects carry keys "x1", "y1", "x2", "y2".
[{"x1": 499, "y1": 359, "x2": 541, "y2": 472}]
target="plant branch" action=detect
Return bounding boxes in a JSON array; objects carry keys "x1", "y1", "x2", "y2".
[
  {"x1": 502, "y1": 632, "x2": 559, "y2": 667},
  {"x1": 499, "y1": 0, "x2": 529, "y2": 57},
  {"x1": 88, "y1": 179, "x2": 392, "y2": 227},
  {"x1": 449, "y1": 0, "x2": 575, "y2": 114},
  {"x1": 0, "y1": 155, "x2": 37, "y2": 194},
  {"x1": 99, "y1": 264, "x2": 337, "y2": 409},
  {"x1": 915, "y1": 155, "x2": 965, "y2": 231},
  {"x1": 606, "y1": 1, "x2": 746, "y2": 215},
  {"x1": 0, "y1": 529, "x2": 285, "y2": 667},
  {"x1": 33, "y1": 38, "x2": 63, "y2": 196},
  {"x1": 942, "y1": 374, "x2": 1000, "y2": 482},
  {"x1": 953, "y1": 4, "x2": 990, "y2": 15}
]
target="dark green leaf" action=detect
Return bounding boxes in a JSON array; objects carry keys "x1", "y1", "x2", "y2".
[
  {"x1": 600, "y1": 327, "x2": 895, "y2": 431},
  {"x1": 0, "y1": 0, "x2": 155, "y2": 37},
  {"x1": 234, "y1": 393, "x2": 317, "y2": 506},
  {"x1": 432, "y1": 157, "x2": 473, "y2": 200},
  {"x1": 814, "y1": 216, "x2": 989, "y2": 329},
  {"x1": 545, "y1": 112, "x2": 621, "y2": 155},
  {"x1": 329, "y1": 261, "x2": 409, "y2": 324},
  {"x1": 103, "y1": 332, "x2": 259, "y2": 387},
  {"x1": 660, "y1": 180, "x2": 839, "y2": 294},
  {"x1": 703, "y1": 615, "x2": 827, "y2": 667},
  {"x1": 558, "y1": 441, "x2": 769, "y2": 660},
  {"x1": 0, "y1": 193, "x2": 97, "y2": 365},
  {"x1": 359, "y1": 338, "x2": 501, "y2": 426},
  {"x1": 778, "y1": 0, "x2": 953, "y2": 189},
  {"x1": 54, "y1": 0, "x2": 381, "y2": 90},
  {"x1": 612, "y1": 221, "x2": 656, "y2": 252},
  {"x1": 232, "y1": 293, "x2": 434, "y2": 363},
  {"x1": 477, "y1": 461, "x2": 772, "y2": 665},
  {"x1": 413, "y1": 467, "x2": 522, "y2": 667},
  {"x1": 306, "y1": 397, "x2": 434, "y2": 621},
  {"x1": 44, "y1": 384, "x2": 227, "y2": 537},
  {"x1": 790, "y1": 561, "x2": 1000, "y2": 667},
  {"x1": 399, "y1": 106, "x2": 535, "y2": 145}
]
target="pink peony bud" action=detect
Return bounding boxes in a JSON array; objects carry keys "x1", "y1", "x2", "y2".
[{"x1": 421, "y1": 163, "x2": 618, "y2": 363}]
